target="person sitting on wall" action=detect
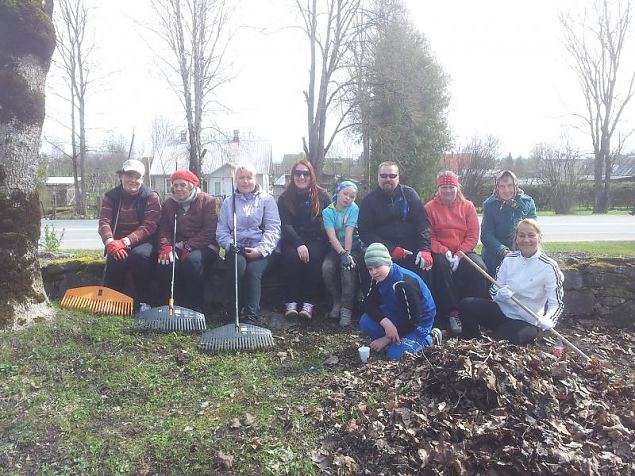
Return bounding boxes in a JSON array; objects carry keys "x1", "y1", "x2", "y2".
[
  {"x1": 359, "y1": 242, "x2": 441, "y2": 361},
  {"x1": 216, "y1": 163, "x2": 281, "y2": 326},
  {"x1": 98, "y1": 159, "x2": 161, "y2": 309},
  {"x1": 157, "y1": 170, "x2": 218, "y2": 311},
  {"x1": 424, "y1": 170, "x2": 489, "y2": 335},
  {"x1": 481, "y1": 170, "x2": 537, "y2": 275}
]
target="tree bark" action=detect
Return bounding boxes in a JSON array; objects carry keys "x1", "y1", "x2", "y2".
[{"x1": 0, "y1": 0, "x2": 56, "y2": 329}]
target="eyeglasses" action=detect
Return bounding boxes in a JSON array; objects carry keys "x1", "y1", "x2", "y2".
[
  {"x1": 379, "y1": 173, "x2": 398, "y2": 179},
  {"x1": 294, "y1": 170, "x2": 310, "y2": 178}
]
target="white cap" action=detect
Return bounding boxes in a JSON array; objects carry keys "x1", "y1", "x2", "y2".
[{"x1": 117, "y1": 159, "x2": 145, "y2": 176}]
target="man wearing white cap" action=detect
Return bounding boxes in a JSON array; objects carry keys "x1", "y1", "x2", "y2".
[{"x1": 98, "y1": 159, "x2": 161, "y2": 308}]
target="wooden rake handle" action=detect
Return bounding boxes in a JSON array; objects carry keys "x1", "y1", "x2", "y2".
[{"x1": 456, "y1": 251, "x2": 591, "y2": 362}]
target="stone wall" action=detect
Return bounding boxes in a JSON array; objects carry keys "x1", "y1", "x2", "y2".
[{"x1": 40, "y1": 253, "x2": 635, "y2": 327}]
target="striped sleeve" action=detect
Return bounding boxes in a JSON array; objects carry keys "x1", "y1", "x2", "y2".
[
  {"x1": 98, "y1": 196, "x2": 115, "y2": 244},
  {"x1": 540, "y1": 255, "x2": 565, "y2": 325}
]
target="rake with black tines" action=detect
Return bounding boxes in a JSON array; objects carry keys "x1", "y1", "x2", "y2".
[
  {"x1": 198, "y1": 191, "x2": 274, "y2": 353},
  {"x1": 132, "y1": 213, "x2": 206, "y2": 333}
]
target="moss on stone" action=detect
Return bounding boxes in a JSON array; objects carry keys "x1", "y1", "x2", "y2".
[
  {"x1": 0, "y1": 71, "x2": 46, "y2": 124},
  {"x1": 0, "y1": 1, "x2": 56, "y2": 65}
]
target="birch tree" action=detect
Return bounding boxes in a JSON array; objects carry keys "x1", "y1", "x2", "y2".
[
  {"x1": 0, "y1": 0, "x2": 56, "y2": 328},
  {"x1": 150, "y1": 0, "x2": 233, "y2": 178},
  {"x1": 561, "y1": 0, "x2": 635, "y2": 213}
]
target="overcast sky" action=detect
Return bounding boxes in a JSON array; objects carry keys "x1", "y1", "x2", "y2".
[{"x1": 42, "y1": 0, "x2": 635, "y2": 161}]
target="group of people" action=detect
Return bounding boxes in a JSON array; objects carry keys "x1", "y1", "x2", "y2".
[{"x1": 99, "y1": 158, "x2": 564, "y2": 360}]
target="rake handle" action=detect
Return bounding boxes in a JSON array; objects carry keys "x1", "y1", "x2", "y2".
[{"x1": 456, "y1": 251, "x2": 591, "y2": 362}]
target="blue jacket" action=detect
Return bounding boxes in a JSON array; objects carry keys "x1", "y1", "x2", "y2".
[
  {"x1": 362, "y1": 263, "x2": 436, "y2": 336},
  {"x1": 481, "y1": 193, "x2": 537, "y2": 274}
]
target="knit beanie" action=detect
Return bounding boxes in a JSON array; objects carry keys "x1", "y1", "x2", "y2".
[
  {"x1": 170, "y1": 170, "x2": 200, "y2": 187},
  {"x1": 364, "y1": 243, "x2": 392, "y2": 267}
]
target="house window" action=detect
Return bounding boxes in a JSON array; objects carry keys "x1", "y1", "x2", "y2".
[
  {"x1": 201, "y1": 180, "x2": 208, "y2": 193},
  {"x1": 214, "y1": 181, "x2": 221, "y2": 196}
]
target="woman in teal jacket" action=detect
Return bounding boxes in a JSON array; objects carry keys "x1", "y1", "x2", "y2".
[{"x1": 481, "y1": 170, "x2": 536, "y2": 275}]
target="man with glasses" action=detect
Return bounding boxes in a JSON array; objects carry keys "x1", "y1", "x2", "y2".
[
  {"x1": 358, "y1": 161, "x2": 432, "y2": 288},
  {"x1": 98, "y1": 159, "x2": 161, "y2": 310}
]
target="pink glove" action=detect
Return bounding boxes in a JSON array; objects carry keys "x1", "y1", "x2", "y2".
[
  {"x1": 391, "y1": 247, "x2": 412, "y2": 261},
  {"x1": 415, "y1": 251, "x2": 433, "y2": 270},
  {"x1": 106, "y1": 239, "x2": 126, "y2": 256}
]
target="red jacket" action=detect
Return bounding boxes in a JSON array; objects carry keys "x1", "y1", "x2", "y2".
[
  {"x1": 424, "y1": 195, "x2": 479, "y2": 255},
  {"x1": 158, "y1": 192, "x2": 218, "y2": 250}
]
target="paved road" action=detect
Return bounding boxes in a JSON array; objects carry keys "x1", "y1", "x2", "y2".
[{"x1": 41, "y1": 215, "x2": 635, "y2": 250}]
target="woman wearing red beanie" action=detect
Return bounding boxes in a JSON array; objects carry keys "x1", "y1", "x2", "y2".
[
  {"x1": 156, "y1": 170, "x2": 218, "y2": 311},
  {"x1": 424, "y1": 171, "x2": 488, "y2": 335}
]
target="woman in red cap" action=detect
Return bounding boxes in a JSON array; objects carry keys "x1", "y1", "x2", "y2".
[
  {"x1": 424, "y1": 171, "x2": 488, "y2": 335},
  {"x1": 156, "y1": 170, "x2": 218, "y2": 311}
]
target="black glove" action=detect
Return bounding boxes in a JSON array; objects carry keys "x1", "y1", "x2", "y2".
[
  {"x1": 340, "y1": 251, "x2": 356, "y2": 270},
  {"x1": 229, "y1": 244, "x2": 243, "y2": 255}
]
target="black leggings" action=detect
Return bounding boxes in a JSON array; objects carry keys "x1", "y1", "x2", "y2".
[
  {"x1": 458, "y1": 297, "x2": 539, "y2": 345},
  {"x1": 280, "y1": 240, "x2": 327, "y2": 304}
]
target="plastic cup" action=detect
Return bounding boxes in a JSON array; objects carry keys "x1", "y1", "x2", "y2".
[{"x1": 358, "y1": 346, "x2": 370, "y2": 363}]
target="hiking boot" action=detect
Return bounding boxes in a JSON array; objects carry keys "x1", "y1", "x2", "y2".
[
  {"x1": 328, "y1": 302, "x2": 341, "y2": 319},
  {"x1": 430, "y1": 328, "x2": 443, "y2": 346},
  {"x1": 339, "y1": 307, "x2": 352, "y2": 327},
  {"x1": 241, "y1": 314, "x2": 260, "y2": 326},
  {"x1": 448, "y1": 311, "x2": 463, "y2": 334},
  {"x1": 299, "y1": 302, "x2": 314, "y2": 319},
  {"x1": 284, "y1": 302, "x2": 298, "y2": 318}
]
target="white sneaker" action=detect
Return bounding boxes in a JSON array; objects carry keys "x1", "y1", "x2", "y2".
[
  {"x1": 299, "y1": 302, "x2": 314, "y2": 319},
  {"x1": 284, "y1": 302, "x2": 298, "y2": 318},
  {"x1": 430, "y1": 328, "x2": 443, "y2": 346},
  {"x1": 329, "y1": 302, "x2": 341, "y2": 319},
  {"x1": 448, "y1": 312, "x2": 463, "y2": 334},
  {"x1": 339, "y1": 308, "x2": 352, "y2": 327}
]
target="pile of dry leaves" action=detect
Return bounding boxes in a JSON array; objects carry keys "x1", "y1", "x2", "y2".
[{"x1": 316, "y1": 332, "x2": 634, "y2": 475}]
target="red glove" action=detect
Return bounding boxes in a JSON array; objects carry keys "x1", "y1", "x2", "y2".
[
  {"x1": 180, "y1": 244, "x2": 191, "y2": 261},
  {"x1": 158, "y1": 245, "x2": 174, "y2": 264},
  {"x1": 391, "y1": 247, "x2": 412, "y2": 261},
  {"x1": 106, "y1": 239, "x2": 126, "y2": 256},
  {"x1": 113, "y1": 248, "x2": 129, "y2": 261}
]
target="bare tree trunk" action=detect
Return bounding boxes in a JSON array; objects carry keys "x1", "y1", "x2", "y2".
[{"x1": 0, "y1": 0, "x2": 56, "y2": 329}]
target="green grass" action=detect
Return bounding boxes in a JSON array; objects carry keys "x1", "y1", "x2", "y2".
[
  {"x1": 0, "y1": 309, "x2": 362, "y2": 475},
  {"x1": 474, "y1": 241, "x2": 635, "y2": 256}
]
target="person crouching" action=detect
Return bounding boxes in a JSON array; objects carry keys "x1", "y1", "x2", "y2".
[{"x1": 359, "y1": 243, "x2": 441, "y2": 360}]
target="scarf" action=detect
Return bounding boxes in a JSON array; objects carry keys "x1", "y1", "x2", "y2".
[{"x1": 494, "y1": 170, "x2": 524, "y2": 209}]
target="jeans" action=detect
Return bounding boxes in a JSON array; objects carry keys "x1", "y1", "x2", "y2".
[
  {"x1": 458, "y1": 297, "x2": 539, "y2": 345},
  {"x1": 157, "y1": 247, "x2": 216, "y2": 309},
  {"x1": 104, "y1": 242, "x2": 155, "y2": 304},
  {"x1": 359, "y1": 314, "x2": 433, "y2": 361},
  {"x1": 321, "y1": 250, "x2": 362, "y2": 310},
  {"x1": 223, "y1": 252, "x2": 271, "y2": 319},
  {"x1": 280, "y1": 240, "x2": 327, "y2": 304}
]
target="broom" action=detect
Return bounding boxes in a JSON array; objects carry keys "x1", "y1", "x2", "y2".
[
  {"x1": 198, "y1": 190, "x2": 275, "y2": 353},
  {"x1": 457, "y1": 251, "x2": 591, "y2": 362},
  {"x1": 60, "y1": 202, "x2": 133, "y2": 316},
  {"x1": 133, "y1": 212, "x2": 207, "y2": 333}
]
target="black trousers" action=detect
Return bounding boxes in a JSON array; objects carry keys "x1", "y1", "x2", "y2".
[
  {"x1": 157, "y1": 248, "x2": 217, "y2": 309},
  {"x1": 280, "y1": 240, "x2": 327, "y2": 304},
  {"x1": 458, "y1": 297, "x2": 539, "y2": 345},
  {"x1": 430, "y1": 251, "x2": 489, "y2": 319},
  {"x1": 104, "y1": 242, "x2": 155, "y2": 304}
]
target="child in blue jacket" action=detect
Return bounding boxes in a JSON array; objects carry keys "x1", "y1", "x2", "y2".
[{"x1": 359, "y1": 243, "x2": 441, "y2": 360}]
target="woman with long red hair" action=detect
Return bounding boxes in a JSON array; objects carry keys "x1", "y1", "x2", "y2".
[{"x1": 277, "y1": 160, "x2": 331, "y2": 319}]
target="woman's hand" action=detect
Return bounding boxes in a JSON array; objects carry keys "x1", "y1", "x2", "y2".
[
  {"x1": 296, "y1": 245, "x2": 310, "y2": 263},
  {"x1": 370, "y1": 336, "x2": 391, "y2": 352},
  {"x1": 380, "y1": 318, "x2": 400, "y2": 343},
  {"x1": 242, "y1": 247, "x2": 262, "y2": 260}
]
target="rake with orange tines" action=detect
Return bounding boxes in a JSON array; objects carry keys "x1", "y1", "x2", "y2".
[{"x1": 60, "y1": 203, "x2": 134, "y2": 316}]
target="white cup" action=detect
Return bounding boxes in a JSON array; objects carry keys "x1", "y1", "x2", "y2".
[{"x1": 358, "y1": 346, "x2": 370, "y2": 363}]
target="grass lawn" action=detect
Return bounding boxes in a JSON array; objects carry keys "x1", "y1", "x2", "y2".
[
  {"x1": 471, "y1": 241, "x2": 635, "y2": 256},
  {"x1": 0, "y1": 309, "x2": 363, "y2": 475}
]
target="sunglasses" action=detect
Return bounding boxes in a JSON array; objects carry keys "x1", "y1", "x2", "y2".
[
  {"x1": 294, "y1": 170, "x2": 311, "y2": 178},
  {"x1": 379, "y1": 173, "x2": 398, "y2": 179}
]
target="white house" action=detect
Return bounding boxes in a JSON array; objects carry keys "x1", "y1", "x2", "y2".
[{"x1": 149, "y1": 131, "x2": 272, "y2": 198}]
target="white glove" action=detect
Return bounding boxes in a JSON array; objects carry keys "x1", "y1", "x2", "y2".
[
  {"x1": 414, "y1": 251, "x2": 432, "y2": 271},
  {"x1": 536, "y1": 315, "x2": 555, "y2": 331},
  {"x1": 445, "y1": 251, "x2": 459, "y2": 272},
  {"x1": 497, "y1": 285, "x2": 514, "y2": 302}
]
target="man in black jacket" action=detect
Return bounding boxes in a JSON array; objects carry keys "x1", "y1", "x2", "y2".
[{"x1": 358, "y1": 162, "x2": 432, "y2": 289}]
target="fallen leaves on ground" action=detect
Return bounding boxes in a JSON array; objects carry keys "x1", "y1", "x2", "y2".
[{"x1": 316, "y1": 330, "x2": 634, "y2": 475}]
